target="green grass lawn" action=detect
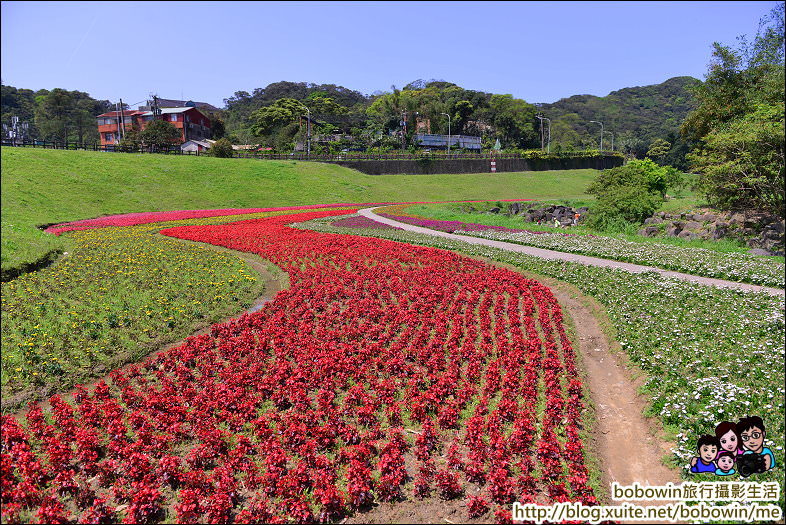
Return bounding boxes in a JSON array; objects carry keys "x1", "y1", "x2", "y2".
[{"x1": 1, "y1": 147, "x2": 600, "y2": 274}]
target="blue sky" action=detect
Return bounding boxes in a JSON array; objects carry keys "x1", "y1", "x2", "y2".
[{"x1": 1, "y1": 1, "x2": 777, "y2": 108}]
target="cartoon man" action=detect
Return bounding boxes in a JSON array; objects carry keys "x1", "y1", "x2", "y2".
[
  {"x1": 690, "y1": 435, "x2": 720, "y2": 473},
  {"x1": 715, "y1": 452, "x2": 736, "y2": 476},
  {"x1": 738, "y1": 416, "x2": 775, "y2": 471}
]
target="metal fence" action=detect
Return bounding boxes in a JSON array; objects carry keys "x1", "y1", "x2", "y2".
[{"x1": 2, "y1": 139, "x2": 622, "y2": 162}]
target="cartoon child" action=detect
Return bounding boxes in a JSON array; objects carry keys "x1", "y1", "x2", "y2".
[
  {"x1": 715, "y1": 451, "x2": 736, "y2": 476},
  {"x1": 690, "y1": 435, "x2": 720, "y2": 473},
  {"x1": 714, "y1": 421, "x2": 744, "y2": 458},
  {"x1": 738, "y1": 416, "x2": 775, "y2": 471}
]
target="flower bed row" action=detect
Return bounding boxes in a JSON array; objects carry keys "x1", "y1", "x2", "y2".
[
  {"x1": 376, "y1": 206, "x2": 785, "y2": 288},
  {"x1": 2, "y1": 209, "x2": 596, "y2": 523},
  {"x1": 1, "y1": 210, "x2": 308, "y2": 407},
  {"x1": 44, "y1": 200, "x2": 530, "y2": 236},
  {"x1": 44, "y1": 204, "x2": 391, "y2": 236},
  {"x1": 300, "y1": 218, "x2": 785, "y2": 506}
]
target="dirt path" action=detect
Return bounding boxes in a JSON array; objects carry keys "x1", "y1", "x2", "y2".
[
  {"x1": 359, "y1": 207, "x2": 785, "y2": 298},
  {"x1": 545, "y1": 282, "x2": 680, "y2": 497}
]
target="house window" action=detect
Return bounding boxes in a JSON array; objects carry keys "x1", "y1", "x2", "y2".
[
  {"x1": 105, "y1": 133, "x2": 113, "y2": 142},
  {"x1": 170, "y1": 114, "x2": 178, "y2": 122}
]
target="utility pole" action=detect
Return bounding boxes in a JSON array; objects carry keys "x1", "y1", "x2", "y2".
[
  {"x1": 440, "y1": 112, "x2": 451, "y2": 157},
  {"x1": 119, "y1": 98, "x2": 126, "y2": 140},
  {"x1": 401, "y1": 110, "x2": 406, "y2": 150},
  {"x1": 115, "y1": 102, "x2": 121, "y2": 144}
]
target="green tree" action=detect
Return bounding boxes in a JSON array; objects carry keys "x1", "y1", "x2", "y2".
[
  {"x1": 140, "y1": 120, "x2": 182, "y2": 150},
  {"x1": 646, "y1": 138, "x2": 672, "y2": 165},
  {"x1": 249, "y1": 98, "x2": 305, "y2": 136},
  {"x1": 117, "y1": 128, "x2": 141, "y2": 152},
  {"x1": 210, "y1": 137, "x2": 234, "y2": 158},
  {"x1": 34, "y1": 88, "x2": 74, "y2": 142},
  {"x1": 488, "y1": 94, "x2": 538, "y2": 149},
  {"x1": 586, "y1": 159, "x2": 684, "y2": 228},
  {"x1": 681, "y1": 2, "x2": 785, "y2": 217}
]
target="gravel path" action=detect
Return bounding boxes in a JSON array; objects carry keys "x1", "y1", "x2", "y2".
[{"x1": 359, "y1": 207, "x2": 785, "y2": 298}]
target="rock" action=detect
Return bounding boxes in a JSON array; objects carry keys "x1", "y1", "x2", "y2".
[
  {"x1": 639, "y1": 226, "x2": 659, "y2": 237},
  {"x1": 489, "y1": 207, "x2": 500, "y2": 214},
  {"x1": 712, "y1": 226, "x2": 728, "y2": 240},
  {"x1": 748, "y1": 248, "x2": 773, "y2": 256},
  {"x1": 678, "y1": 230, "x2": 699, "y2": 240},
  {"x1": 683, "y1": 221, "x2": 702, "y2": 230},
  {"x1": 644, "y1": 217, "x2": 663, "y2": 225},
  {"x1": 730, "y1": 213, "x2": 746, "y2": 225},
  {"x1": 665, "y1": 225, "x2": 683, "y2": 236}
]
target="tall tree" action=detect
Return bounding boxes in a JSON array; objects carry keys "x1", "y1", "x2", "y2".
[
  {"x1": 34, "y1": 88, "x2": 74, "y2": 142},
  {"x1": 682, "y1": 2, "x2": 785, "y2": 218}
]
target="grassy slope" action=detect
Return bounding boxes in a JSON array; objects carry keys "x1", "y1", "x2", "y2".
[{"x1": 1, "y1": 147, "x2": 599, "y2": 272}]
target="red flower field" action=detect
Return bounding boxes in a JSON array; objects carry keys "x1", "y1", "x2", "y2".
[{"x1": 2, "y1": 209, "x2": 594, "y2": 523}]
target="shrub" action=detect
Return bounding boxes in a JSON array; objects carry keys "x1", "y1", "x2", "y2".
[
  {"x1": 210, "y1": 138, "x2": 234, "y2": 158},
  {"x1": 586, "y1": 159, "x2": 683, "y2": 230}
]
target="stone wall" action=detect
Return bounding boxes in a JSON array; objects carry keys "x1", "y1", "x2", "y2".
[{"x1": 639, "y1": 209, "x2": 785, "y2": 256}]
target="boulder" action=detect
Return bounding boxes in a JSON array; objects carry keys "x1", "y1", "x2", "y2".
[
  {"x1": 665, "y1": 225, "x2": 683, "y2": 236},
  {"x1": 711, "y1": 226, "x2": 728, "y2": 240},
  {"x1": 683, "y1": 220, "x2": 702, "y2": 230},
  {"x1": 678, "y1": 230, "x2": 699, "y2": 241},
  {"x1": 644, "y1": 217, "x2": 663, "y2": 225},
  {"x1": 489, "y1": 207, "x2": 500, "y2": 214},
  {"x1": 748, "y1": 248, "x2": 773, "y2": 256},
  {"x1": 730, "y1": 213, "x2": 746, "y2": 225},
  {"x1": 639, "y1": 226, "x2": 659, "y2": 237}
]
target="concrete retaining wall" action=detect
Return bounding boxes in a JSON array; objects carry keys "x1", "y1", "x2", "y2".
[{"x1": 324, "y1": 155, "x2": 623, "y2": 175}]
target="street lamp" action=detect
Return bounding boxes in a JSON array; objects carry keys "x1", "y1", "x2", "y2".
[
  {"x1": 440, "y1": 112, "x2": 451, "y2": 157},
  {"x1": 536, "y1": 115, "x2": 551, "y2": 153},
  {"x1": 604, "y1": 130, "x2": 614, "y2": 151},
  {"x1": 589, "y1": 120, "x2": 603, "y2": 152},
  {"x1": 300, "y1": 104, "x2": 311, "y2": 158}
]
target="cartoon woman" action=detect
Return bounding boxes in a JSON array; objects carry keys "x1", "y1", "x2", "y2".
[{"x1": 714, "y1": 421, "x2": 744, "y2": 459}]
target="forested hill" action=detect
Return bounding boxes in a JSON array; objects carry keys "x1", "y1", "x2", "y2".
[
  {"x1": 536, "y1": 76, "x2": 700, "y2": 164},
  {"x1": 3, "y1": 76, "x2": 701, "y2": 167}
]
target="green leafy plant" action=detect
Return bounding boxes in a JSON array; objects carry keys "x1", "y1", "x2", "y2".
[{"x1": 210, "y1": 138, "x2": 234, "y2": 158}]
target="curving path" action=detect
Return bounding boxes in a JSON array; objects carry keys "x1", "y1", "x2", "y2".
[{"x1": 359, "y1": 207, "x2": 785, "y2": 298}]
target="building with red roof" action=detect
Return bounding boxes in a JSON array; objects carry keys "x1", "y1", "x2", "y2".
[{"x1": 96, "y1": 106, "x2": 211, "y2": 147}]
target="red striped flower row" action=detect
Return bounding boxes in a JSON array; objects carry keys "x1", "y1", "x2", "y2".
[
  {"x1": 44, "y1": 200, "x2": 530, "y2": 235},
  {"x1": 3, "y1": 209, "x2": 592, "y2": 523}
]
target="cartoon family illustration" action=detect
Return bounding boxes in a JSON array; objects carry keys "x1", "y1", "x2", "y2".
[{"x1": 690, "y1": 416, "x2": 776, "y2": 477}]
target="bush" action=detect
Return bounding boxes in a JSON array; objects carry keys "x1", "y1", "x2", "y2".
[
  {"x1": 210, "y1": 138, "x2": 234, "y2": 158},
  {"x1": 586, "y1": 159, "x2": 682, "y2": 231}
]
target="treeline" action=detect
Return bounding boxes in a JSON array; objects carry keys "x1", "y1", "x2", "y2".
[
  {"x1": 1, "y1": 86, "x2": 113, "y2": 143},
  {"x1": 537, "y1": 76, "x2": 700, "y2": 169},
  {"x1": 218, "y1": 77, "x2": 699, "y2": 167},
  {"x1": 3, "y1": 76, "x2": 701, "y2": 166}
]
